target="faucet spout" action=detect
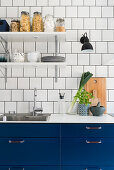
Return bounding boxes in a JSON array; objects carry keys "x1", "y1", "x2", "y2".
[{"x1": 34, "y1": 88, "x2": 37, "y2": 109}]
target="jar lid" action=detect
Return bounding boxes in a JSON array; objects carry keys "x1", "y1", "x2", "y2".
[
  {"x1": 56, "y1": 18, "x2": 65, "y2": 23},
  {"x1": 11, "y1": 19, "x2": 20, "y2": 23},
  {"x1": 21, "y1": 11, "x2": 29, "y2": 15},
  {"x1": 33, "y1": 12, "x2": 41, "y2": 15},
  {"x1": 45, "y1": 14, "x2": 53, "y2": 18}
]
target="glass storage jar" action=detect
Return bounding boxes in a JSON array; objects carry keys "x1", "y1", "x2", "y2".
[
  {"x1": 58, "y1": 93, "x2": 66, "y2": 114},
  {"x1": 20, "y1": 11, "x2": 30, "y2": 32},
  {"x1": 44, "y1": 15, "x2": 55, "y2": 32},
  {"x1": 32, "y1": 12, "x2": 43, "y2": 32},
  {"x1": 10, "y1": 19, "x2": 20, "y2": 32},
  {"x1": 12, "y1": 50, "x2": 25, "y2": 62},
  {"x1": 56, "y1": 18, "x2": 65, "y2": 32}
]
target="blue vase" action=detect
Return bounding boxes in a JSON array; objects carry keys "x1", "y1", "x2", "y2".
[{"x1": 78, "y1": 104, "x2": 89, "y2": 116}]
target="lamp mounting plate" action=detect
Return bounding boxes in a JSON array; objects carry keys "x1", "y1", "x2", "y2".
[{"x1": 80, "y1": 32, "x2": 89, "y2": 44}]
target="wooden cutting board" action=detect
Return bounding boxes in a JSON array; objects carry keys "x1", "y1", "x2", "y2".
[{"x1": 85, "y1": 78, "x2": 106, "y2": 113}]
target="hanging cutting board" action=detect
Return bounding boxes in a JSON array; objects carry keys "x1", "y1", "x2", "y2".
[{"x1": 85, "y1": 78, "x2": 106, "y2": 113}]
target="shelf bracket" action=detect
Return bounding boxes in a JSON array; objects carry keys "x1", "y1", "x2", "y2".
[
  {"x1": 0, "y1": 36, "x2": 9, "y2": 84},
  {"x1": 5, "y1": 66, "x2": 7, "y2": 84},
  {"x1": 0, "y1": 65, "x2": 7, "y2": 84},
  {"x1": 55, "y1": 35, "x2": 58, "y2": 83},
  {"x1": 0, "y1": 36, "x2": 10, "y2": 62}
]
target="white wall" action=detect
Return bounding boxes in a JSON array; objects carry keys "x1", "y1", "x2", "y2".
[{"x1": 0, "y1": 0, "x2": 114, "y2": 113}]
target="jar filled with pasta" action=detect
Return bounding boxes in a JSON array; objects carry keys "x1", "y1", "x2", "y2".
[
  {"x1": 32, "y1": 12, "x2": 43, "y2": 32},
  {"x1": 10, "y1": 20, "x2": 20, "y2": 32},
  {"x1": 20, "y1": 11, "x2": 30, "y2": 32},
  {"x1": 56, "y1": 18, "x2": 65, "y2": 32}
]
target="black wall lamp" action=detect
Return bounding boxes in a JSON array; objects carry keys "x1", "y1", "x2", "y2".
[{"x1": 80, "y1": 32, "x2": 93, "y2": 52}]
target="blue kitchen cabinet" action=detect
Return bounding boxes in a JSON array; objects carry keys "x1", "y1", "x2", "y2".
[
  {"x1": 0, "y1": 123, "x2": 114, "y2": 169},
  {"x1": 61, "y1": 123, "x2": 114, "y2": 168},
  {"x1": 0, "y1": 166, "x2": 60, "y2": 170},
  {"x1": 61, "y1": 166, "x2": 114, "y2": 170},
  {"x1": 0, "y1": 124, "x2": 60, "y2": 137},
  {"x1": 61, "y1": 123, "x2": 114, "y2": 138},
  {"x1": 61, "y1": 137, "x2": 114, "y2": 166},
  {"x1": 0, "y1": 138, "x2": 60, "y2": 166}
]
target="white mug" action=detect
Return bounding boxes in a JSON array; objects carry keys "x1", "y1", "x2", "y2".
[{"x1": 27, "y1": 51, "x2": 40, "y2": 62}]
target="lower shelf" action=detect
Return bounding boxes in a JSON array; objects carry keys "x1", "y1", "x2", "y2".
[{"x1": 0, "y1": 62, "x2": 66, "y2": 67}]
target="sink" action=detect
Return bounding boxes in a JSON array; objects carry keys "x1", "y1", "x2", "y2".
[{"x1": 0, "y1": 113, "x2": 51, "y2": 121}]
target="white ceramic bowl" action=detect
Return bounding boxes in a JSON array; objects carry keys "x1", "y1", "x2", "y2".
[
  {"x1": 27, "y1": 52, "x2": 40, "y2": 62},
  {"x1": 12, "y1": 52, "x2": 25, "y2": 62}
]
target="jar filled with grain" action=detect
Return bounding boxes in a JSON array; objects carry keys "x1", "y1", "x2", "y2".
[
  {"x1": 56, "y1": 18, "x2": 65, "y2": 32},
  {"x1": 44, "y1": 15, "x2": 55, "y2": 32},
  {"x1": 20, "y1": 11, "x2": 30, "y2": 32},
  {"x1": 10, "y1": 20, "x2": 20, "y2": 32},
  {"x1": 32, "y1": 12, "x2": 43, "y2": 32}
]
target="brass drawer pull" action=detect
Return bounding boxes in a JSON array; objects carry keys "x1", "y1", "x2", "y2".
[
  {"x1": 86, "y1": 140, "x2": 102, "y2": 144},
  {"x1": 9, "y1": 140, "x2": 25, "y2": 144},
  {"x1": 86, "y1": 126, "x2": 102, "y2": 130},
  {"x1": 85, "y1": 168, "x2": 102, "y2": 170}
]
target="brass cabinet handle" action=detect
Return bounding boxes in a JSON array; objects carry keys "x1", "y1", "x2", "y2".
[
  {"x1": 9, "y1": 140, "x2": 25, "y2": 144},
  {"x1": 86, "y1": 140, "x2": 102, "y2": 144},
  {"x1": 86, "y1": 126, "x2": 102, "y2": 130},
  {"x1": 85, "y1": 169, "x2": 102, "y2": 170}
]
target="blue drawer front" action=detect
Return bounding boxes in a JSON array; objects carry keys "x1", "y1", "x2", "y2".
[
  {"x1": 61, "y1": 124, "x2": 114, "y2": 137},
  {"x1": 61, "y1": 138, "x2": 114, "y2": 166},
  {"x1": 0, "y1": 124, "x2": 60, "y2": 137},
  {"x1": 61, "y1": 166, "x2": 114, "y2": 170},
  {"x1": 0, "y1": 166, "x2": 60, "y2": 170},
  {"x1": 0, "y1": 138, "x2": 60, "y2": 166}
]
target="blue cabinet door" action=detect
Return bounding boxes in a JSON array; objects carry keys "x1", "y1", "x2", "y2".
[
  {"x1": 61, "y1": 166, "x2": 114, "y2": 170},
  {"x1": 61, "y1": 124, "x2": 114, "y2": 138},
  {"x1": 0, "y1": 124, "x2": 60, "y2": 137},
  {"x1": 0, "y1": 138, "x2": 60, "y2": 166},
  {"x1": 0, "y1": 166, "x2": 60, "y2": 170},
  {"x1": 61, "y1": 138, "x2": 114, "y2": 166}
]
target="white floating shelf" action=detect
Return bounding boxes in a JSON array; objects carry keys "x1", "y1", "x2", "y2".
[
  {"x1": 0, "y1": 62, "x2": 66, "y2": 67},
  {"x1": 0, "y1": 32, "x2": 66, "y2": 42}
]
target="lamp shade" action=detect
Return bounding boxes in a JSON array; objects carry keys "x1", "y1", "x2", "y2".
[
  {"x1": 81, "y1": 42, "x2": 93, "y2": 52},
  {"x1": 80, "y1": 32, "x2": 93, "y2": 53}
]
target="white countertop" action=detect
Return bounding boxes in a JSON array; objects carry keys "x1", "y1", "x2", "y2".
[
  {"x1": 49, "y1": 114, "x2": 114, "y2": 123},
  {"x1": 0, "y1": 114, "x2": 114, "y2": 123}
]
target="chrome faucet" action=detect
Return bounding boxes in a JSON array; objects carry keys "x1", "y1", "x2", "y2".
[{"x1": 33, "y1": 88, "x2": 43, "y2": 116}]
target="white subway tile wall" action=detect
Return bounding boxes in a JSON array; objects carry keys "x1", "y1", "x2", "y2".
[{"x1": 0, "y1": 0, "x2": 114, "y2": 113}]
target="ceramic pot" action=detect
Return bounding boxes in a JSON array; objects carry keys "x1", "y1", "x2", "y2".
[
  {"x1": 78, "y1": 104, "x2": 89, "y2": 116},
  {"x1": 12, "y1": 51, "x2": 25, "y2": 62}
]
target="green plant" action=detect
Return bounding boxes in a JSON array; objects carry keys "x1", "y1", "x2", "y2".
[
  {"x1": 68, "y1": 71, "x2": 93, "y2": 113},
  {"x1": 75, "y1": 89, "x2": 94, "y2": 106}
]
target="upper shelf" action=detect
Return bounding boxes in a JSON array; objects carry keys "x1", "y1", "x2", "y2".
[{"x1": 0, "y1": 32, "x2": 66, "y2": 42}]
